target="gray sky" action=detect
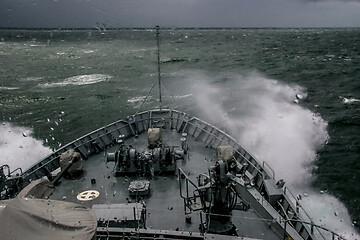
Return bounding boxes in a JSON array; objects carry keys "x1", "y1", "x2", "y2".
[{"x1": 1, "y1": 0, "x2": 360, "y2": 28}]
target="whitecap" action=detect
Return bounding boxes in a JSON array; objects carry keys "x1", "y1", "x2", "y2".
[
  {"x1": 20, "y1": 77, "x2": 43, "y2": 82},
  {"x1": 174, "y1": 94, "x2": 193, "y2": 99},
  {"x1": 82, "y1": 50, "x2": 94, "y2": 54},
  {"x1": 127, "y1": 96, "x2": 147, "y2": 103},
  {"x1": 341, "y1": 96, "x2": 360, "y2": 104},
  {"x1": 0, "y1": 86, "x2": 19, "y2": 90},
  {"x1": 39, "y1": 74, "x2": 112, "y2": 88}
]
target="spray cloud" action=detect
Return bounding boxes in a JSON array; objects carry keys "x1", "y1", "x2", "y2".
[
  {"x1": 169, "y1": 69, "x2": 359, "y2": 238},
  {"x1": 173, "y1": 70, "x2": 328, "y2": 186}
]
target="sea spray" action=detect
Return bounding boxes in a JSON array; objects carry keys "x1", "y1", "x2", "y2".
[
  {"x1": 170, "y1": 69, "x2": 358, "y2": 238},
  {"x1": 0, "y1": 122, "x2": 52, "y2": 170},
  {"x1": 172, "y1": 70, "x2": 328, "y2": 185}
]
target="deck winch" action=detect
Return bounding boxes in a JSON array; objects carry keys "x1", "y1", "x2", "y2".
[
  {"x1": 107, "y1": 144, "x2": 184, "y2": 176},
  {"x1": 107, "y1": 128, "x2": 185, "y2": 176}
]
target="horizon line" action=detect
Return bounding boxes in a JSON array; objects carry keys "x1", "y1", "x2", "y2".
[{"x1": 1, "y1": 26, "x2": 360, "y2": 31}]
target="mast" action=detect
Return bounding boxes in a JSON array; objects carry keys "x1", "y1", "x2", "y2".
[{"x1": 156, "y1": 26, "x2": 162, "y2": 110}]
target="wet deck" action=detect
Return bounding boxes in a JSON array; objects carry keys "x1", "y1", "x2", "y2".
[{"x1": 50, "y1": 128, "x2": 280, "y2": 240}]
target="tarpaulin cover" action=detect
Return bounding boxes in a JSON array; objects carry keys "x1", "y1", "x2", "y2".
[
  {"x1": 147, "y1": 128, "x2": 162, "y2": 149},
  {"x1": 16, "y1": 178, "x2": 54, "y2": 199},
  {"x1": 0, "y1": 197, "x2": 97, "y2": 240},
  {"x1": 217, "y1": 145, "x2": 235, "y2": 161},
  {"x1": 60, "y1": 149, "x2": 83, "y2": 177}
]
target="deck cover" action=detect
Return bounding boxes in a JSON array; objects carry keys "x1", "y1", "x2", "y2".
[
  {"x1": 60, "y1": 149, "x2": 83, "y2": 176},
  {"x1": 147, "y1": 128, "x2": 162, "y2": 148},
  {"x1": 0, "y1": 197, "x2": 97, "y2": 240},
  {"x1": 217, "y1": 145, "x2": 235, "y2": 161},
  {"x1": 16, "y1": 178, "x2": 54, "y2": 199}
]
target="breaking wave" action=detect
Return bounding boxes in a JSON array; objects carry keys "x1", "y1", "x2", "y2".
[
  {"x1": 0, "y1": 122, "x2": 52, "y2": 170},
  {"x1": 39, "y1": 74, "x2": 112, "y2": 88},
  {"x1": 127, "y1": 96, "x2": 147, "y2": 103},
  {"x1": 171, "y1": 70, "x2": 358, "y2": 238},
  {"x1": 174, "y1": 70, "x2": 328, "y2": 185}
]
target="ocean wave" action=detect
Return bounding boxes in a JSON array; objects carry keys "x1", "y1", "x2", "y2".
[
  {"x1": 174, "y1": 94, "x2": 193, "y2": 99},
  {"x1": 161, "y1": 57, "x2": 188, "y2": 64},
  {"x1": 0, "y1": 86, "x2": 19, "y2": 90},
  {"x1": 175, "y1": 69, "x2": 359, "y2": 237},
  {"x1": 39, "y1": 74, "x2": 112, "y2": 88},
  {"x1": 82, "y1": 50, "x2": 95, "y2": 54},
  {"x1": 177, "y1": 70, "x2": 329, "y2": 185},
  {"x1": 20, "y1": 77, "x2": 43, "y2": 82},
  {"x1": 341, "y1": 96, "x2": 360, "y2": 104},
  {"x1": 125, "y1": 48, "x2": 154, "y2": 53},
  {"x1": 127, "y1": 96, "x2": 147, "y2": 103}
]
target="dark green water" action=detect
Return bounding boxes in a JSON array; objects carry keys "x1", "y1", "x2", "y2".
[{"x1": 0, "y1": 28, "x2": 359, "y2": 234}]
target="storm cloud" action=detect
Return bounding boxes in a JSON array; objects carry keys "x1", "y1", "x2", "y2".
[{"x1": 0, "y1": 0, "x2": 360, "y2": 28}]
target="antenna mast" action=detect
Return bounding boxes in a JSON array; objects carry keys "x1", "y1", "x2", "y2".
[{"x1": 156, "y1": 26, "x2": 162, "y2": 110}]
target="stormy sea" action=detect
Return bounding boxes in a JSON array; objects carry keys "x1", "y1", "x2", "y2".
[{"x1": 0, "y1": 28, "x2": 359, "y2": 238}]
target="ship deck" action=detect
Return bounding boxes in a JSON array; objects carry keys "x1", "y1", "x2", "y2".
[
  {"x1": 49, "y1": 128, "x2": 280, "y2": 240},
  {"x1": 13, "y1": 109, "x2": 328, "y2": 240}
]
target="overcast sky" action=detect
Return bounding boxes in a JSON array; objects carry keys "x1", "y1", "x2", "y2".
[{"x1": 0, "y1": 0, "x2": 360, "y2": 28}]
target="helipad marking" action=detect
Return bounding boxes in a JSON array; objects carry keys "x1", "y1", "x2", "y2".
[{"x1": 77, "y1": 190, "x2": 100, "y2": 201}]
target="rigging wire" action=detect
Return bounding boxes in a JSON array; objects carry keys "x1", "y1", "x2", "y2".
[
  {"x1": 156, "y1": 26, "x2": 162, "y2": 110},
  {"x1": 135, "y1": 26, "x2": 179, "y2": 113},
  {"x1": 161, "y1": 79, "x2": 178, "y2": 107},
  {"x1": 135, "y1": 79, "x2": 157, "y2": 115}
]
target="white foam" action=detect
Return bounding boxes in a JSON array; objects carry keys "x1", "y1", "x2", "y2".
[
  {"x1": 297, "y1": 189, "x2": 359, "y2": 239},
  {"x1": 20, "y1": 77, "x2": 43, "y2": 82},
  {"x1": 0, "y1": 87, "x2": 19, "y2": 90},
  {"x1": 180, "y1": 71, "x2": 323, "y2": 185},
  {"x1": 82, "y1": 50, "x2": 94, "y2": 54},
  {"x1": 0, "y1": 122, "x2": 52, "y2": 171},
  {"x1": 39, "y1": 74, "x2": 112, "y2": 88},
  {"x1": 127, "y1": 96, "x2": 147, "y2": 103},
  {"x1": 174, "y1": 94, "x2": 193, "y2": 99},
  {"x1": 341, "y1": 96, "x2": 360, "y2": 104}
]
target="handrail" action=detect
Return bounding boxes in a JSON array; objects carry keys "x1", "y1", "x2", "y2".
[
  {"x1": 284, "y1": 219, "x2": 346, "y2": 240},
  {"x1": 284, "y1": 187, "x2": 313, "y2": 222},
  {"x1": 0, "y1": 164, "x2": 10, "y2": 176},
  {"x1": 183, "y1": 117, "x2": 266, "y2": 177},
  {"x1": 284, "y1": 187, "x2": 329, "y2": 240},
  {"x1": 232, "y1": 183, "x2": 284, "y2": 238},
  {"x1": 178, "y1": 168, "x2": 200, "y2": 201},
  {"x1": 263, "y1": 161, "x2": 275, "y2": 180},
  {"x1": 0, "y1": 164, "x2": 22, "y2": 177}
]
